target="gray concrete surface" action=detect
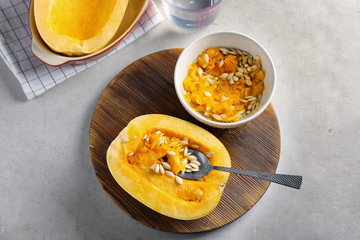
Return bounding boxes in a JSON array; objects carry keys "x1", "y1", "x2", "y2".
[{"x1": 1, "y1": 0, "x2": 359, "y2": 239}]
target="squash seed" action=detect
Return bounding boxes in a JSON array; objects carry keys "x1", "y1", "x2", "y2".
[
  {"x1": 166, "y1": 150, "x2": 176, "y2": 156},
  {"x1": 252, "y1": 102, "x2": 257, "y2": 111},
  {"x1": 188, "y1": 155, "x2": 197, "y2": 161},
  {"x1": 206, "y1": 152, "x2": 214, "y2": 158},
  {"x1": 218, "y1": 59, "x2": 224, "y2": 67},
  {"x1": 197, "y1": 67, "x2": 203, "y2": 76},
  {"x1": 248, "y1": 96, "x2": 257, "y2": 101},
  {"x1": 219, "y1": 47, "x2": 228, "y2": 53},
  {"x1": 191, "y1": 160, "x2": 201, "y2": 166},
  {"x1": 159, "y1": 164, "x2": 165, "y2": 174},
  {"x1": 191, "y1": 144, "x2": 200, "y2": 149},
  {"x1": 235, "y1": 72, "x2": 243, "y2": 77},
  {"x1": 212, "y1": 114, "x2": 222, "y2": 121},
  {"x1": 162, "y1": 162, "x2": 171, "y2": 170},
  {"x1": 242, "y1": 56, "x2": 248, "y2": 65},
  {"x1": 204, "y1": 91, "x2": 212, "y2": 97},
  {"x1": 165, "y1": 170, "x2": 175, "y2": 178},
  {"x1": 155, "y1": 164, "x2": 160, "y2": 173},
  {"x1": 184, "y1": 147, "x2": 188, "y2": 156},
  {"x1": 189, "y1": 163, "x2": 199, "y2": 169},
  {"x1": 175, "y1": 176, "x2": 183, "y2": 184},
  {"x1": 128, "y1": 152, "x2": 134, "y2": 156},
  {"x1": 220, "y1": 73, "x2": 229, "y2": 79},
  {"x1": 204, "y1": 53, "x2": 209, "y2": 63},
  {"x1": 237, "y1": 67, "x2": 244, "y2": 73},
  {"x1": 150, "y1": 163, "x2": 157, "y2": 171}
]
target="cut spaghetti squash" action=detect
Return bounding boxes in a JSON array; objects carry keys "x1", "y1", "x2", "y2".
[
  {"x1": 34, "y1": 0, "x2": 129, "y2": 56},
  {"x1": 107, "y1": 114, "x2": 231, "y2": 220}
]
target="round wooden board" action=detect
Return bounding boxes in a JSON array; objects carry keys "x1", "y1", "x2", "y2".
[{"x1": 89, "y1": 48, "x2": 280, "y2": 233}]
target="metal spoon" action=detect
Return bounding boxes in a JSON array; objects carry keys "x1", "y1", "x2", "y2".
[{"x1": 178, "y1": 149, "x2": 302, "y2": 189}]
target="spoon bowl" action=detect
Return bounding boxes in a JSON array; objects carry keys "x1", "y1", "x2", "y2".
[{"x1": 178, "y1": 149, "x2": 302, "y2": 189}]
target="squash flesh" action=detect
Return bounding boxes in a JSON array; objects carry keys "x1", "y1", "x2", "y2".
[
  {"x1": 34, "y1": 0, "x2": 129, "y2": 55},
  {"x1": 49, "y1": 0, "x2": 117, "y2": 40},
  {"x1": 107, "y1": 114, "x2": 231, "y2": 220}
]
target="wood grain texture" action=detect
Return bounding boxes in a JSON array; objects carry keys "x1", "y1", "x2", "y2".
[{"x1": 89, "y1": 49, "x2": 280, "y2": 233}]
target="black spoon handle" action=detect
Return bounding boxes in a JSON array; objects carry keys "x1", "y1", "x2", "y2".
[{"x1": 212, "y1": 166, "x2": 302, "y2": 189}]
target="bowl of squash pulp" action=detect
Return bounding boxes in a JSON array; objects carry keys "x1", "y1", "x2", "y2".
[
  {"x1": 29, "y1": 0, "x2": 150, "y2": 66},
  {"x1": 174, "y1": 31, "x2": 276, "y2": 129}
]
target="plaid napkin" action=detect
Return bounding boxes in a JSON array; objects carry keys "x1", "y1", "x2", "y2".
[{"x1": 0, "y1": 0, "x2": 162, "y2": 100}]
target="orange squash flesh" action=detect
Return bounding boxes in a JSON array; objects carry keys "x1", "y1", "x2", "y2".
[
  {"x1": 183, "y1": 48, "x2": 265, "y2": 123},
  {"x1": 107, "y1": 114, "x2": 231, "y2": 220},
  {"x1": 34, "y1": 0, "x2": 129, "y2": 56}
]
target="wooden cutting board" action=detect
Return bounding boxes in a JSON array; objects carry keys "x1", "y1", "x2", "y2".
[{"x1": 89, "y1": 48, "x2": 280, "y2": 233}]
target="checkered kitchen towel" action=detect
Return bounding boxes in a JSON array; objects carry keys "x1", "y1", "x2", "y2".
[{"x1": 0, "y1": 0, "x2": 162, "y2": 100}]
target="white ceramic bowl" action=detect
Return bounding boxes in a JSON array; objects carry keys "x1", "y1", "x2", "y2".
[{"x1": 174, "y1": 31, "x2": 276, "y2": 128}]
